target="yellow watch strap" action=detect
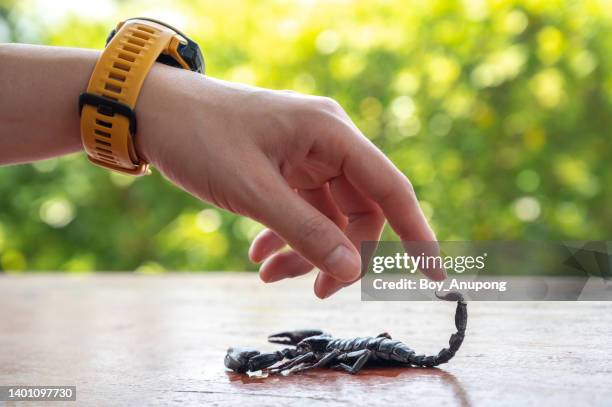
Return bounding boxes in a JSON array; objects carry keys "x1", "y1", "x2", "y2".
[{"x1": 80, "y1": 19, "x2": 187, "y2": 176}]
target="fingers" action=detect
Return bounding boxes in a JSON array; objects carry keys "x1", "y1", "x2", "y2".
[
  {"x1": 249, "y1": 229, "x2": 285, "y2": 263},
  {"x1": 298, "y1": 186, "x2": 348, "y2": 230},
  {"x1": 305, "y1": 110, "x2": 443, "y2": 280},
  {"x1": 256, "y1": 185, "x2": 347, "y2": 283},
  {"x1": 344, "y1": 138, "x2": 433, "y2": 241},
  {"x1": 314, "y1": 272, "x2": 345, "y2": 299},
  {"x1": 342, "y1": 133, "x2": 446, "y2": 281},
  {"x1": 259, "y1": 251, "x2": 313, "y2": 283},
  {"x1": 314, "y1": 175, "x2": 386, "y2": 298},
  {"x1": 250, "y1": 185, "x2": 346, "y2": 264},
  {"x1": 329, "y1": 174, "x2": 384, "y2": 247},
  {"x1": 251, "y1": 174, "x2": 360, "y2": 283},
  {"x1": 248, "y1": 97, "x2": 444, "y2": 291}
]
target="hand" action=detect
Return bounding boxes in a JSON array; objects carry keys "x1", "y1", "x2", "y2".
[{"x1": 137, "y1": 65, "x2": 445, "y2": 298}]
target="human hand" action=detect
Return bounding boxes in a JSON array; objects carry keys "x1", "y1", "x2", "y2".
[{"x1": 137, "y1": 65, "x2": 444, "y2": 298}]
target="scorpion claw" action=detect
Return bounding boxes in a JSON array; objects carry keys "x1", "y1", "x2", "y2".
[
  {"x1": 268, "y1": 329, "x2": 326, "y2": 346},
  {"x1": 224, "y1": 347, "x2": 284, "y2": 373},
  {"x1": 435, "y1": 291, "x2": 465, "y2": 303},
  {"x1": 224, "y1": 347, "x2": 260, "y2": 374}
]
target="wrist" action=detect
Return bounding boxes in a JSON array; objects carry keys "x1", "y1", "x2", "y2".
[
  {"x1": 78, "y1": 18, "x2": 205, "y2": 176},
  {"x1": 132, "y1": 63, "x2": 180, "y2": 166},
  {"x1": 134, "y1": 64, "x2": 204, "y2": 169}
]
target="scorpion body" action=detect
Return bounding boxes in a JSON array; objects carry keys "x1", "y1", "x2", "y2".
[{"x1": 225, "y1": 291, "x2": 467, "y2": 375}]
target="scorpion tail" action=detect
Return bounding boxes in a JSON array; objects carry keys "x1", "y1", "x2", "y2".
[{"x1": 410, "y1": 291, "x2": 467, "y2": 368}]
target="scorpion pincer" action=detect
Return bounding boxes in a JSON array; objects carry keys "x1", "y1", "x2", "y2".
[{"x1": 224, "y1": 291, "x2": 467, "y2": 375}]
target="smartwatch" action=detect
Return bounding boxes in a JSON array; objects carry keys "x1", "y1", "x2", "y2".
[{"x1": 79, "y1": 18, "x2": 205, "y2": 176}]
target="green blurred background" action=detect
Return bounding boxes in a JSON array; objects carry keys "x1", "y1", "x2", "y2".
[{"x1": 0, "y1": 0, "x2": 610, "y2": 273}]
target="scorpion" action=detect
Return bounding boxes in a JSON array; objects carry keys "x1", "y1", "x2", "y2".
[{"x1": 225, "y1": 291, "x2": 467, "y2": 375}]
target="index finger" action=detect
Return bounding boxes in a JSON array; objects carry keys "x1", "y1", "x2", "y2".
[{"x1": 341, "y1": 127, "x2": 446, "y2": 281}]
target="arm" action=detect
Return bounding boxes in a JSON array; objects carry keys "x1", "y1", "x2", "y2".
[
  {"x1": 0, "y1": 44, "x2": 94, "y2": 163},
  {"x1": 0, "y1": 43, "x2": 443, "y2": 298}
]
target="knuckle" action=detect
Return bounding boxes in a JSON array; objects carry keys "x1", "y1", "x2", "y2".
[
  {"x1": 296, "y1": 214, "x2": 329, "y2": 248},
  {"x1": 376, "y1": 185, "x2": 397, "y2": 206},
  {"x1": 316, "y1": 96, "x2": 344, "y2": 114},
  {"x1": 404, "y1": 178, "x2": 416, "y2": 196},
  {"x1": 291, "y1": 96, "x2": 347, "y2": 134},
  {"x1": 348, "y1": 207, "x2": 385, "y2": 229},
  {"x1": 371, "y1": 207, "x2": 386, "y2": 226},
  {"x1": 382, "y1": 173, "x2": 416, "y2": 203}
]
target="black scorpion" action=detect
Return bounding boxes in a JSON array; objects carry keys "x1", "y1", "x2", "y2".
[{"x1": 225, "y1": 291, "x2": 467, "y2": 375}]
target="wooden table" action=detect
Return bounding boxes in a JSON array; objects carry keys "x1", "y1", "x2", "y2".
[{"x1": 1, "y1": 274, "x2": 611, "y2": 406}]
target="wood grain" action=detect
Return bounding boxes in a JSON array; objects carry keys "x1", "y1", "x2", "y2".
[{"x1": 1, "y1": 274, "x2": 611, "y2": 406}]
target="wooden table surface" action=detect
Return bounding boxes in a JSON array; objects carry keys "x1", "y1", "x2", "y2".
[{"x1": 1, "y1": 273, "x2": 611, "y2": 406}]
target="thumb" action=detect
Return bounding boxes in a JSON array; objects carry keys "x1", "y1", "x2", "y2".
[{"x1": 250, "y1": 177, "x2": 361, "y2": 283}]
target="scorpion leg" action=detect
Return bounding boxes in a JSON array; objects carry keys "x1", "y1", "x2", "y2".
[
  {"x1": 287, "y1": 349, "x2": 342, "y2": 375},
  {"x1": 269, "y1": 351, "x2": 316, "y2": 375},
  {"x1": 332, "y1": 349, "x2": 373, "y2": 374}
]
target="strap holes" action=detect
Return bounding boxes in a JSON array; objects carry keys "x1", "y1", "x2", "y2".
[
  {"x1": 95, "y1": 139, "x2": 111, "y2": 147},
  {"x1": 127, "y1": 38, "x2": 146, "y2": 47},
  {"x1": 97, "y1": 153, "x2": 116, "y2": 162},
  {"x1": 136, "y1": 25, "x2": 155, "y2": 34},
  {"x1": 101, "y1": 94, "x2": 118, "y2": 101},
  {"x1": 94, "y1": 129, "x2": 111, "y2": 138},
  {"x1": 118, "y1": 53, "x2": 135, "y2": 63},
  {"x1": 95, "y1": 119, "x2": 113, "y2": 128},
  {"x1": 122, "y1": 44, "x2": 141, "y2": 54},
  {"x1": 96, "y1": 147, "x2": 113, "y2": 155},
  {"x1": 113, "y1": 62, "x2": 131, "y2": 72},
  {"x1": 104, "y1": 83, "x2": 122, "y2": 94},
  {"x1": 109, "y1": 72, "x2": 126, "y2": 82},
  {"x1": 132, "y1": 31, "x2": 150, "y2": 41}
]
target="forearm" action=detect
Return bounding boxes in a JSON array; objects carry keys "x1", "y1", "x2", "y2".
[
  {"x1": 0, "y1": 43, "x2": 188, "y2": 166},
  {"x1": 0, "y1": 44, "x2": 96, "y2": 164}
]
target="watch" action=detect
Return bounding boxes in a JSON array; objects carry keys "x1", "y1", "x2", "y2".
[{"x1": 78, "y1": 17, "x2": 205, "y2": 176}]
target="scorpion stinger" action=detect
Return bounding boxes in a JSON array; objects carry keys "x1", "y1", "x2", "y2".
[
  {"x1": 435, "y1": 291, "x2": 465, "y2": 302},
  {"x1": 224, "y1": 291, "x2": 468, "y2": 375}
]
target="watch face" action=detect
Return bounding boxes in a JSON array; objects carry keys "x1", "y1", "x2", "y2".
[
  {"x1": 177, "y1": 40, "x2": 205, "y2": 74},
  {"x1": 105, "y1": 18, "x2": 205, "y2": 75}
]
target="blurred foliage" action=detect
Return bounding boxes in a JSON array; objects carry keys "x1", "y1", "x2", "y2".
[{"x1": 0, "y1": 0, "x2": 611, "y2": 272}]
